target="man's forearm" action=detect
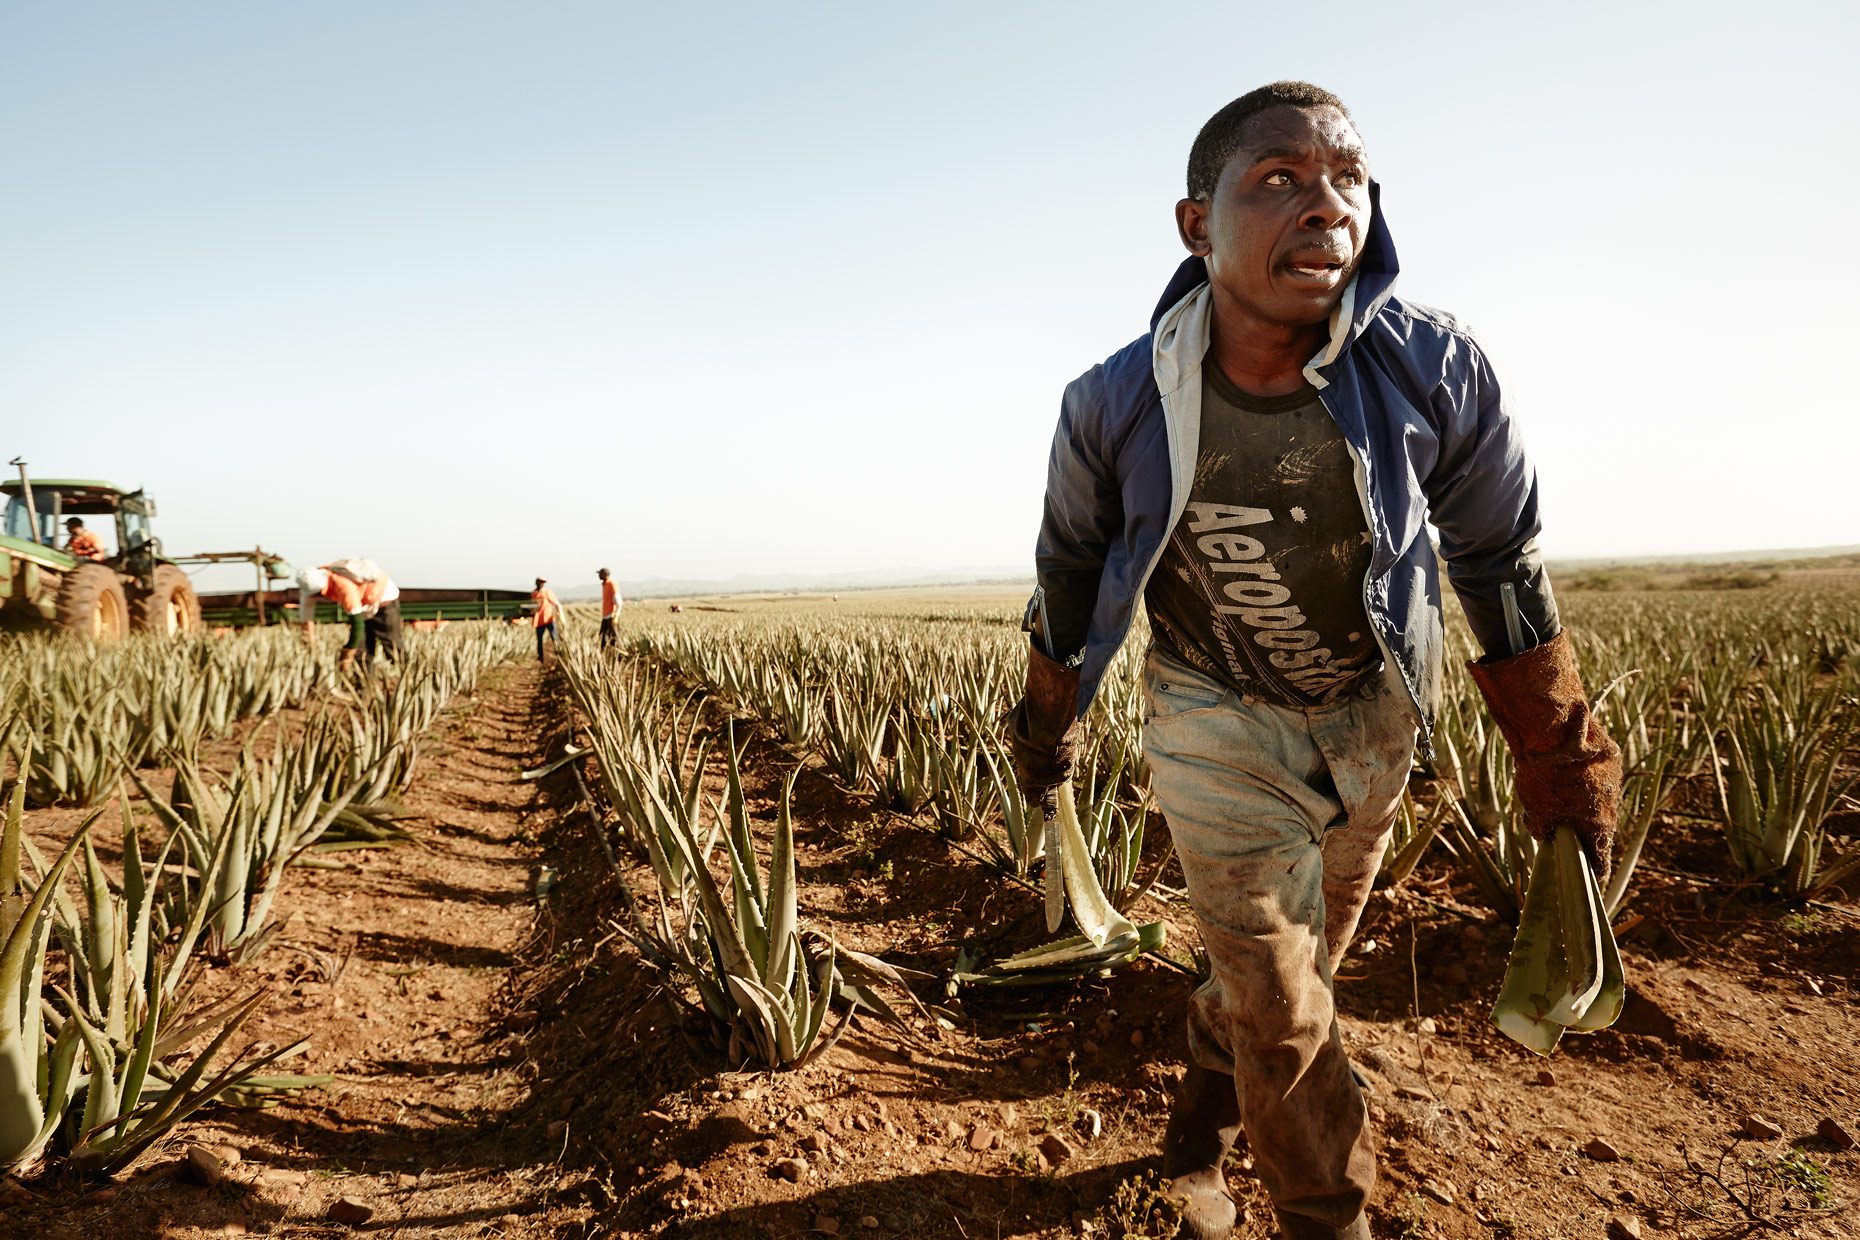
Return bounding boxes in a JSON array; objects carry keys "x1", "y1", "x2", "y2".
[
  {"x1": 1446, "y1": 547, "x2": 1560, "y2": 661},
  {"x1": 1029, "y1": 570, "x2": 1099, "y2": 664}
]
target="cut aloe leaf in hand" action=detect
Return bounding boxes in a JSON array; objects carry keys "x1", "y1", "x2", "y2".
[
  {"x1": 1545, "y1": 827, "x2": 1604, "y2": 1025},
  {"x1": 1049, "y1": 781, "x2": 1136, "y2": 947},
  {"x1": 1043, "y1": 805, "x2": 1064, "y2": 935},
  {"x1": 1491, "y1": 826, "x2": 1626, "y2": 1054}
]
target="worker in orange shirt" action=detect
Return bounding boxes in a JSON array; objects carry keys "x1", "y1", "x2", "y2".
[
  {"x1": 296, "y1": 559, "x2": 402, "y2": 670},
  {"x1": 63, "y1": 518, "x2": 106, "y2": 560},
  {"x1": 532, "y1": 577, "x2": 563, "y2": 661},
  {"x1": 597, "y1": 567, "x2": 622, "y2": 648}
]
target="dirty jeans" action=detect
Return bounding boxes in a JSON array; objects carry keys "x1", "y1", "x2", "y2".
[{"x1": 1141, "y1": 647, "x2": 1416, "y2": 1231}]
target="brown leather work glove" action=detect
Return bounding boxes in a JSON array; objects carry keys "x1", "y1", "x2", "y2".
[
  {"x1": 1468, "y1": 630, "x2": 1622, "y2": 883},
  {"x1": 1008, "y1": 642, "x2": 1082, "y2": 816}
]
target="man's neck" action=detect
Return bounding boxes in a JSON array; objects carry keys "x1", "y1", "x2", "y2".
[{"x1": 1205, "y1": 291, "x2": 1331, "y2": 398}]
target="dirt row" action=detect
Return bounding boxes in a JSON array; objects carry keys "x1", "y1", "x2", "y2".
[{"x1": 9, "y1": 663, "x2": 608, "y2": 1237}]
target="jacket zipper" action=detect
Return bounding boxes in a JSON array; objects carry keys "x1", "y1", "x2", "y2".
[
  {"x1": 1334, "y1": 421, "x2": 1433, "y2": 758},
  {"x1": 1108, "y1": 332, "x2": 1204, "y2": 679},
  {"x1": 1499, "y1": 581, "x2": 1526, "y2": 658}
]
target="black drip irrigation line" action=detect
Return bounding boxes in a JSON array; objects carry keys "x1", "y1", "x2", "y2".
[{"x1": 557, "y1": 742, "x2": 676, "y2": 971}]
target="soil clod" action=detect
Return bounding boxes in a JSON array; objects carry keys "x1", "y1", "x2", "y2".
[
  {"x1": 1742, "y1": 1113, "x2": 1784, "y2": 1140},
  {"x1": 328, "y1": 1196, "x2": 375, "y2": 1225}
]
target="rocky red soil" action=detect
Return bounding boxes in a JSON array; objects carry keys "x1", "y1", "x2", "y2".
[{"x1": 7, "y1": 661, "x2": 1857, "y2": 1239}]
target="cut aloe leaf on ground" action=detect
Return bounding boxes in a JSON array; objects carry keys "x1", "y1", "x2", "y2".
[{"x1": 954, "y1": 921, "x2": 1166, "y2": 987}]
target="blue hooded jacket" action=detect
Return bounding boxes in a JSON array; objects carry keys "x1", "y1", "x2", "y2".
[{"x1": 1031, "y1": 188, "x2": 1558, "y2": 742}]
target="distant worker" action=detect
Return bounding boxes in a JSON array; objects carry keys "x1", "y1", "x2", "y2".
[
  {"x1": 63, "y1": 518, "x2": 106, "y2": 561},
  {"x1": 597, "y1": 567, "x2": 622, "y2": 648},
  {"x1": 532, "y1": 577, "x2": 563, "y2": 661},
  {"x1": 296, "y1": 558, "x2": 404, "y2": 670}
]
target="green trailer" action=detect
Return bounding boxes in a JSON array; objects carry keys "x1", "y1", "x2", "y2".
[{"x1": 197, "y1": 586, "x2": 534, "y2": 629}]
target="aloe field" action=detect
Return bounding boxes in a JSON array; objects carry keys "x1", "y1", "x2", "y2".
[{"x1": 1, "y1": 584, "x2": 1857, "y2": 1239}]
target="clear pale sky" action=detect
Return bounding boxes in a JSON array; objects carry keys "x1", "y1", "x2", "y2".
[{"x1": 3, "y1": 2, "x2": 1854, "y2": 593}]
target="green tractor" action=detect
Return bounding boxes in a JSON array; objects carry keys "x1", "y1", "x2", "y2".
[{"x1": 2, "y1": 463, "x2": 202, "y2": 639}]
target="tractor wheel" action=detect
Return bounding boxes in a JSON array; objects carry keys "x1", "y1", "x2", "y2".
[
  {"x1": 55, "y1": 562, "x2": 130, "y2": 640},
  {"x1": 134, "y1": 564, "x2": 203, "y2": 636}
]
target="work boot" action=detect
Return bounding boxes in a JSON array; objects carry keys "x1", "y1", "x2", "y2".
[
  {"x1": 1162, "y1": 1062, "x2": 1242, "y2": 1240},
  {"x1": 1273, "y1": 1209, "x2": 1371, "y2": 1240}
]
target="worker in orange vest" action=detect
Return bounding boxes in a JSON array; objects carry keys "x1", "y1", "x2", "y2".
[
  {"x1": 532, "y1": 577, "x2": 563, "y2": 661},
  {"x1": 597, "y1": 567, "x2": 622, "y2": 648},
  {"x1": 63, "y1": 518, "x2": 106, "y2": 561},
  {"x1": 296, "y1": 559, "x2": 403, "y2": 670}
]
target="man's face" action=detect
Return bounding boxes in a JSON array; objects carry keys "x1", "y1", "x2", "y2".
[{"x1": 1177, "y1": 105, "x2": 1371, "y2": 329}]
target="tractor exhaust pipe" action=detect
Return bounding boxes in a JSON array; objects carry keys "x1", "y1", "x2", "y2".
[{"x1": 8, "y1": 457, "x2": 42, "y2": 545}]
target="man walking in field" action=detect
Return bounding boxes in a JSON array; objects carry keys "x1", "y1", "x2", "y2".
[
  {"x1": 1011, "y1": 82, "x2": 1620, "y2": 1240},
  {"x1": 597, "y1": 567, "x2": 622, "y2": 648},
  {"x1": 531, "y1": 576, "x2": 563, "y2": 661}
]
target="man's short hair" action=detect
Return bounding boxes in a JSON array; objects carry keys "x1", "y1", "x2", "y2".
[
  {"x1": 1186, "y1": 81, "x2": 1352, "y2": 201},
  {"x1": 65, "y1": 517, "x2": 84, "y2": 529}
]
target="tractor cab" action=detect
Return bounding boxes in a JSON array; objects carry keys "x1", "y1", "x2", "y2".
[
  {"x1": 1, "y1": 473, "x2": 193, "y2": 638},
  {"x1": 1, "y1": 479, "x2": 158, "y2": 565}
]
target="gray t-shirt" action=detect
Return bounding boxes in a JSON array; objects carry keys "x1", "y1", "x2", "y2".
[{"x1": 1144, "y1": 361, "x2": 1380, "y2": 707}]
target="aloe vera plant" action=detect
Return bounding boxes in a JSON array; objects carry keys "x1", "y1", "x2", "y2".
[
  {"x1": 1, "y1": 629, "x2": 334, "y2": 807},
  {"x1": 57, "y1": 989, "x2": 323, "y2": 1176},
  {"x1": 820, "y1": 681, "x2": 892, "y2": 793},
  {"x1": 128, "y1": 721, "x2": 394, "y2": 962},
  {"x1": 1376, "y1": 788, "x2": 1449, "y2": 888},
  {"x1": 665, "y1": 725, "x2": 928, "y2": 1065},
  {"x1": 0, "y1": 769, "x2": 97, "y2": 1169},
  {"x1": 5, "y1": 790, "x2": 336, "y2": 1176},
  {"x1": 1711, "y1": 677, "x2": 1860, "y2": 894},
  {"x1": 558, "y1": 644, "x2": 927, "y2": 1064}
]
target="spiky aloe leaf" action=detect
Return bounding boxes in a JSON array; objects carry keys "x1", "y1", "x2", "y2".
[
  {"x1": 0, "y1": 802, "x2": 96, "y2": 1165},
  {"x1": 764, "y1": 771, "x2": 801, "y2": 996},
  {"x1": 67, "y1": 991, "x2": 294, "y2": 1175},
  {"x1": 67, "y1": 997, "x2": 120, "y2": 1146}
]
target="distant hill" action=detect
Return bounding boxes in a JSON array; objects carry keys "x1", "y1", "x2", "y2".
[
  {"x1": 1549, "y1": 545, "x2": 1860, "y2": 592},
  {"x1": 1547, "y1": 544, "x2": 1860, "y2": 571},
  {"x1": 554, "y1": 545, "x2": 1860, "y2": 602},
  {"x1": 558, "y1": 565, "x2": 1032, "y2": 602}
]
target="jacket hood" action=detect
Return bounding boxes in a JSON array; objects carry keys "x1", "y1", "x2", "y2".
[{"x1": 1147, "y1": 179, "x2": 1400, "y2": 378}]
